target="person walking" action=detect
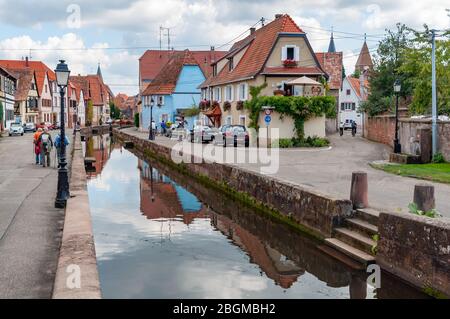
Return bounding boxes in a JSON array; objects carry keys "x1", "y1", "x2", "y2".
[
  {"x1": 39, "y1": 128, "x2": 53, "y2": 167},
  {"x1": 33, "y1": 128, "x2": 43, "y2": 165},
  {"x1": 161, "y1": 120, "x2": 167, "y2": 136},
  {"x1": 55, "y1": 133, "x2": 70, "y2": 168},
  {"x1": 351, "y1": 120, "x2": 357, "y2": 137}
]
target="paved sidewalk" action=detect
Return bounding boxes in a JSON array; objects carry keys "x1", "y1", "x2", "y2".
[
  {"x1": 0, "y1": 131, "x2": 72, "y2": 298},
  {"x1": 121, "y1": 127, "x2": 450, "y2": 217}
]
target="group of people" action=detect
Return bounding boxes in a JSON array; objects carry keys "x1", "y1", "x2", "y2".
[{"x1": 33, "y1": 128, "x2": 69, "y2": 168}]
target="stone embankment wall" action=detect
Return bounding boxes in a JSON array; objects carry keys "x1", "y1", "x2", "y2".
[
  {"x1": 377, "y1": 212, "x2": 450, "y2": 297},
  {"x1": 364, "y1": 116, "x2": 450, "y2": 161},
  {"x1": 52, "y1": 133, "x2": 101, "y2": 299},
  {"x1": 114, "y1": 129, "x2": 353, "y2": 239}
]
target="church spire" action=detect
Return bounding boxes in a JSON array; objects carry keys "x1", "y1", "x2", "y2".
[
  {"x1": 355, "y1": 37, "x2": 373, "y2": 72},
  {"x1": 97, "y1": 63, "x2": 103, "y2": 81},
  {"x1": 328, "y1": 27, "x2": 336, "y2": 53}
]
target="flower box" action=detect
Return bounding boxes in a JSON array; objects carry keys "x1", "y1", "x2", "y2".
[
  {"x1": 283, "y1": 59, "x2": 297, "y2": 67},
  {"x1": 236, "y1": 101, "x2": 244, "y2": 110},
  {"x1": 223, "y1": 101, "x2": 231, "y2": 112}
]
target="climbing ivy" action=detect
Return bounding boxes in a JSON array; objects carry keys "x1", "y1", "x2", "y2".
[{"x1": 244, "y1": 85, "x2": 336, "y2": 139}]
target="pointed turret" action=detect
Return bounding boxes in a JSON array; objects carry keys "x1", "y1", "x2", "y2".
[
  {"x1": 328, "y1": 30, "x2": 336, "y2": 53},
  {"x1": 355, "y1": 36, "x2": 373, "y2": 72},
  {"x1": 97, "y1": 63, "x2": 103, "y2": 81}
]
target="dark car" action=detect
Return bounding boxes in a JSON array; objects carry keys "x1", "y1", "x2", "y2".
[{"x1": 214, "y1": 125, "x2": 250, "y2": 148}]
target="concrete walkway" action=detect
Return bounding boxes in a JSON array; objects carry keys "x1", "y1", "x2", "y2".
[
  {"x1": 121, "y1": 127, "x2": 450, "y2": 217},
  {"x1": 0, "y1": 131, "x2": 72, "y2": 298}
]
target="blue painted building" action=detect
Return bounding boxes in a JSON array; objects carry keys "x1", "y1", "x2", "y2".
[{"x1": 141, "y1": 50, "x2": 205, "y2": 131}]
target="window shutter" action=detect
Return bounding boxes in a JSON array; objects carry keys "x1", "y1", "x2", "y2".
[
  {"x1": 294, "y1": 46, "x2": 300, "y2": 61},
  {"x1": 281, "y1": 46, "x2": 287, "y2": 61}
]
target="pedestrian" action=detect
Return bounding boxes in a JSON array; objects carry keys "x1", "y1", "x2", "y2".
[
  {"x1": 161, "y1": 120, "x2": 167, "y2": 135},
  {"x1": 33, "y1": 128, "x2": 43, "y2": 165},
  {"x1": 351, "y1": 120, "x2": 357, "y2": 137},
  {"x1": 39, "y1": 128, "x2": 53, "y2": 167},
  {"x1": 55, "y1": 133, "x2": 70, "y2": 168}
]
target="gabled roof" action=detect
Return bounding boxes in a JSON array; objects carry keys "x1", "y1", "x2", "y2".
[
  {"x1": 346, "y1": 76, "x2": 369, "y2": 99},
  {"x1": 139, "y1": 49, "x2": 227, "y2": 82},
  {"x1": 201, "y1": 14, "x2": 326, "y2": 87},
  {"x1": 70, "y1": 74, "x2": 111, "y2": 106},
  {"x1": 8, "y1": 68, "x2": 35, "y2": 101},
  {"x1": 328, "y1": 33, "x2": 336, "y2": 53},
  {"x1": 0, "y1": 66, "x2": 17, "y2": 80},
  {"x1": 315, "y1": 52, "x2": 343, "y2": 90},
  {"x1": 142, "y1": 50, "x2": 200, "y2": 96},
  {"x1": 0, "y1": 60, "x2": 55, "y2": 96}
]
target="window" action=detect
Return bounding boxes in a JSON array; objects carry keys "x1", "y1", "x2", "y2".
[
  {"x1": 214, "y1": 87, "x2": 221, "y2": 102},
  {"x1": 239, "y1": 115, "x2": 246, "y2": 127},
  {"x1": 225, "y1": 116, "x2": 232, "y2": 125},
  {"x1": 45, "y1": 84, "x2": 48, "y2": 93},
  {"x1": 346, "y1": 89, "x2": 351, "y2": 96},
  {"x1": 225, "y1": 85, "x2": 233, "y2": 101},
  {"x1": 228, "y1": 57, "x2": 234, "y2": 71},
  {"x1": 341, "y1": 102, "x2": 357, "y2": 111},
  {"x1": 352, "y1": 103, "x2": 356, "y2": 111},
  {"x1": 157, "y1": 96, "x2": 164, "y2": 106},
  {"x1": 238, "y1": 83, "x2": 248, "y2": 101},
  {"x1": 282, "y1": 45, "x2": 300, "y2": 61},
  {"x1": 212, "y1": 64, "x2": 217, "y2": 77}
]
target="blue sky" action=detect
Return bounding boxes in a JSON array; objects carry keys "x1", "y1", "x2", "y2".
[{"x1": 0, "y1": 0, "x2": 448, "y2": 95}]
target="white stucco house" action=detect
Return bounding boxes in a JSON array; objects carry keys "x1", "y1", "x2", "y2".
[{"x1": 339, "y1": 76, "x2": 369, "y2": 127}]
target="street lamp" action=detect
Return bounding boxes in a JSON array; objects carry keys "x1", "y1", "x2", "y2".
[
  {"x1": 54, "y1": 60, "x2": 71, "y2": 208},
  {"x1": 149, "y1": 97, "x2": 155, "y2": 140},
  {"x1": 393, "y1": 79, "x2": 402, "y2": 154}
]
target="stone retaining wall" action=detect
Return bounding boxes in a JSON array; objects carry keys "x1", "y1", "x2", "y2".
[
  {"x1": 114, "y1": 129, "x2": 353, "y2": 239},
  {"x1": 377, "y1": 212, "x2": 450, "y2": 297},
  {"x1": 52, "y1": 133, "x2": 101, "y2": 299}
]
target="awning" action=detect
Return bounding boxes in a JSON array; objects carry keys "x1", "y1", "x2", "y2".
[
  {"x1": 287, "y1": 76, "x2": 322, "y2": 86},
  {"x1": 203, "y1": 105, "x2": 222, "y2": 127}
]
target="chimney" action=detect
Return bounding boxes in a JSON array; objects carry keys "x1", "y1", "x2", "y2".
[
  {"x1": 275, "y1": 14, "x2": 283, "y2": 19},
  {"x1": 250, "y1": 27, "x2": 256, "y2": 35},
  {"x1": 25, "y1": 56, "x2": 29, "y2": 67}
]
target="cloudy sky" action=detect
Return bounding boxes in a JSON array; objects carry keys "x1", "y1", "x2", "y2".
[{"x1": 0, "y1": 0, "x2": 448, "y2": 95}]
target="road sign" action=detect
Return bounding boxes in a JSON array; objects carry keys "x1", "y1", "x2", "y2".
[
  {"x1": 264, "y1": 109, "x2": 272, "y2": 115},
  {"x1": 264, "y1": 115, "x2": 272, "y2": 124}
]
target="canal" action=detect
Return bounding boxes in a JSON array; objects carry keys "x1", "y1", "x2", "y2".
[{"x1": 84, "y1": 134, "x2": 426, "y2": 299}]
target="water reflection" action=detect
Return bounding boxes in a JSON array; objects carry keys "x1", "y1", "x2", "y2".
[{"x1": 84, "y1": 135, "x2": 426, "y2": 299}]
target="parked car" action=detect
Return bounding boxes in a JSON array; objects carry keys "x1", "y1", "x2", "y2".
[
  {"x1": 341, "y1": 119, "x2": 353, "y2": 130},
  {"x1": 23, "y1": 122, "x2": 36, "y2": 133},
  {"x1": 190, "y1": 125, "x2": 217, "y2": 143},
  {"x1": 9, "y1": 123, "x2": 24, "y2": 136},
  {"x1": 214, "y1": 125, "x2": 250, "y2": 147}
]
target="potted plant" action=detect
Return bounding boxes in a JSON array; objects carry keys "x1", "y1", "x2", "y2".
[
  {"x1": 199, "y1": 99, "x2": 210, "y2": 110},
  {"x1": 282, "y1": 59, "x2": 297, "y2": 67},
  {"x1": 236, "y1": 100, "x2": 244, "y2": 110},
  {"x1": 211, "y1": 100, "x2": 220, "y2": 108},
  {"x1": 223, "y1": 101, "x2": 231, "y2": 112}
]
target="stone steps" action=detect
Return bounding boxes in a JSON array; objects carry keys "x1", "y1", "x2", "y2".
[
  {"x1": 317, "y1": 244, "x2": 366, "y2": 270},
  {"x1": 345, "y1": 218, "x2": 378, "y2": 237},
  {"x1": 355, "y1": 208, "x2": 380, "y2": 226},
  {"x1": 335, "y1": 227, "x2": 376, "y2": 254},
  {"x1": 324, "y1": 238, "x2": 375, "y2": 265}
]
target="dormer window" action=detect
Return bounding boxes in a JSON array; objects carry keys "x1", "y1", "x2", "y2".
[
  {"x1": 228, "y1": 57, "x2": 234, "y2": 71},
  {"x1": 287, "y1": 47, "x2": 295, "y2": 60},
  {"x1": 213, "y1": 64, "x2": 217, "y2": 77},
  {"x1": 281, "y1": 45, "x2": 300, "y2": 62}
]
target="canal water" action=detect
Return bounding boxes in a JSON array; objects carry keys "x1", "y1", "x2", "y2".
[{"x1": 85, "y1": 135, "x2": 425, "y2": 299}]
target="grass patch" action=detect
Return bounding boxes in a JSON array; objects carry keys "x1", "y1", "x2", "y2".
[{"x1": 371, "y1": 163, "x2": 450, "y2": 184}]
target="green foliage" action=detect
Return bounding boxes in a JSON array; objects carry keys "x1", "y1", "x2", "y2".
[
  {"x1": 134, "y1": 112, "x2": 140, "y2": 128},
  {"x1": 408, "y1": 202, "x2": 442, "y2": 218},
  {"x1": 86, "y1": 100, "x2": 94, "y2": 126},
  {"x1": 245, "y1": 93, "x2": 336, "y2": 139},
  {"x1": 0, "y1": 100, "x2": 3, "y2": 122},
  {"x1": 273, "y1": 136, "x2": 330, "y2": 148},
  {"x1": 371, "y1": 234, "x2": 380, "y2": 255},
  {"x1": 109, "y1": 102, "x2": 122, "y2": 120},
  {"x1": 432, "y1": 152, "x2": 446, "y2": 163},
  {"x1": 363, "y1": 23, "x2": 414, "y2": 116},
  {"x1": 399, "y1": 26, "x2": 450, "y2": 116},
  {"x1": 182, "y1": 106, "x2": 200, "y2": 117}
]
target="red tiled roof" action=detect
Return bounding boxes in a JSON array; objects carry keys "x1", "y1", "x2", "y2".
[
  {"x1": 347, "y1": 76, "x2": 369, "y2": 99},
  {"x1": 315, "y1": 52, "x2": 343, "y2": 90},
  {"x1": 8, "y1": 68, "x2": 35, "y2": 101},
  {"x1": 139, "y1": 49, "x2": 227, "y2": 82},
  {"x1": 142, "y1": 50, "x2": 199, "y2": 96},
  {"x1": 70, "y1": 74, "x2": 111, "y2": 106},
  {"x1": 355, "y1": 41, "x2": 373, "y2": 70},
  {"x1": 0, "y1": 60, "x2": 55, "y2": 96},
  {"x1": 201, "y1": 14, "x2": 326, "y2": 87}
]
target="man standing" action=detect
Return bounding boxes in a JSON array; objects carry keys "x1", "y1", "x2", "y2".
[
  {"x1": 39, "y1": 128, "x2": 53, "y2": 167},
  {"x1": 33, "y1": 128, "x2": 43, "y2": 165},
  {"x1": 55, "y1": 133, "x2": 70, "y2": 168}
]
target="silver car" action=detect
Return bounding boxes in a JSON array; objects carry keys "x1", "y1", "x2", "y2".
[
  {"x1": 9, "y1": 123, "x2": 24, "y2": 136},
  {"x1": 190, "y1": 125, "x2": 217, "y2": 143},
  {"x1": 213, "y1": 125, "x2": 250, "y2": 147}
]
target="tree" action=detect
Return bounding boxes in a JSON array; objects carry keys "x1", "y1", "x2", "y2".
[
  {"x1": 86, "y1": 100, "x2": 94, "y2": 126},
  {"x1": 399, "y1": 26, "x2": 450, "y2": 115},
  {"x1": 109, "y1": 102, "x2": 121, "y2": 120},
  {"x1": 360, "y1": 23, "x2": 414, "y2": 116},
  {"x1": 134, "y1": 112, "x2": 140, "y2": 128}
]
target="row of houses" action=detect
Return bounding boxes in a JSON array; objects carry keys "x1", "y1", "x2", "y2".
[
  {"x1": 0, "y1": 59, "x2": 113, "y2": 131},
  {"x1": 136, "y1": 13, "x2": 373, "y2": 138}
]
